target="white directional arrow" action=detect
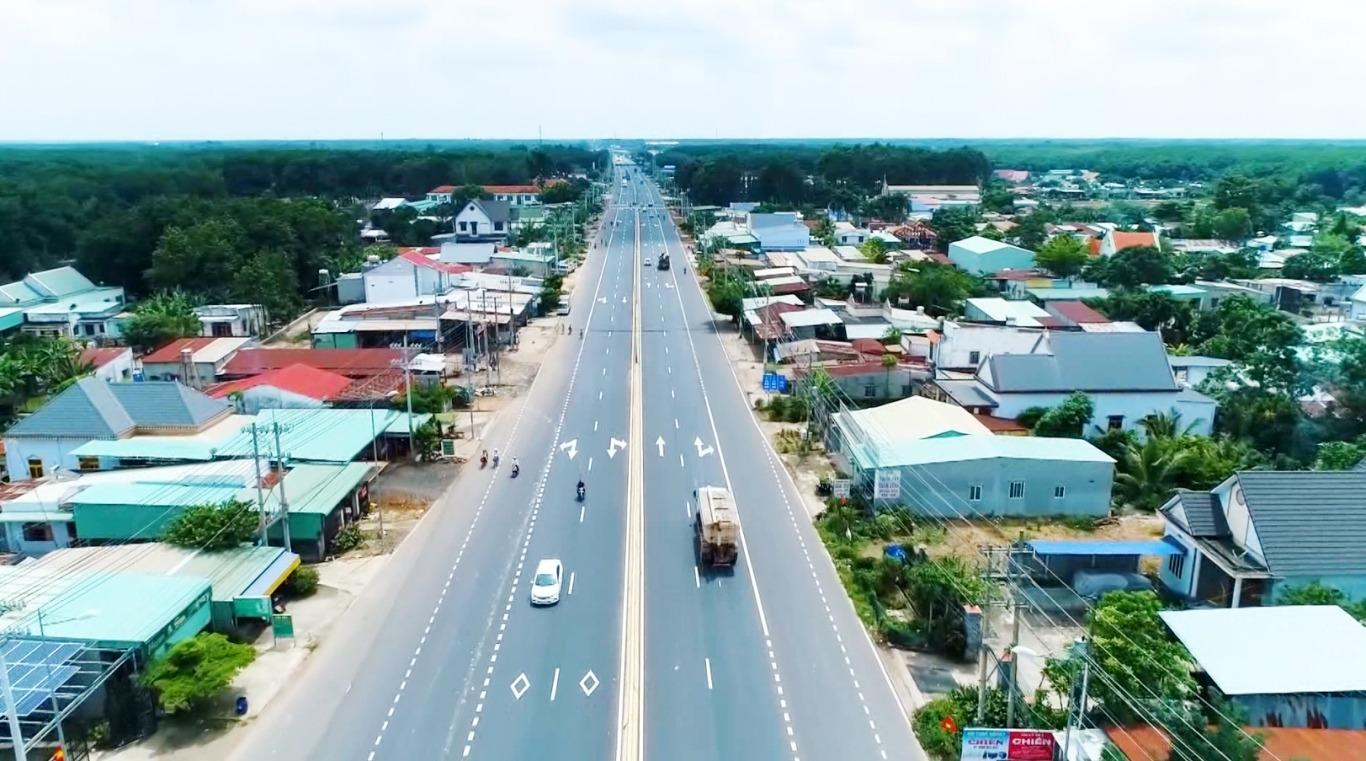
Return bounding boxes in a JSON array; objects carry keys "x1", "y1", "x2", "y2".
[
  {"x1": 511, "y1": 673, "x2": 531, "y2": 700},
  {"x1": 560, "y1": 439, "x2": 579, "y2": 460},
  {"x1": 655, "y1": 435, "x2": 666, "y2": 457},
  {"x1": 580, "y1": 670, "x2": 600, "y2": 697},
  {"x1": 598, "y1": 296, "x2": 607, "y2": 304},
  {"x1": 607, "y1": 438, "x2": 628, "y2": 459},
  {"x1": 665, "y1": 282, "x2": 675, "y2": 289},
  {"x1": 693, "y1": 437, "x2": 715, "y2": 458},
  {"x1": 621, "y1": 296, "x2": 627, "y2": 304}
]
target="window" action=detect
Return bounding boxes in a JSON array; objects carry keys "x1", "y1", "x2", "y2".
[
  {"x1": 968, "y1": 350, "x2": 981, "y2": 365},
  {"x1": 1053, "y1": 485, "x2": 1066, "y2": 499},
  {"x1": 863, "y1": 384, "x2": 877, "y2": 398},
  {"x1": 78, "y1": 456, "x2": 100, "y2": 472},
  {"x1": 1166, "y1": 553, "x2": 1185, "y2": 578},
  {"x1": 21, "y1": 523, "x2": 53, "y2": 543},
  {"x1": 1107, "y1": 415, "x2": 1124, "y2": 431},
  {"x1": 27, "y1": 457, "x2": 44, "y2": 479},
  {"x1": 968, "y1": 484, "x2": 983, "y2": 502},
  {"x1": 1008, "y1": 480, "x2": 1025, "y2": 499},
  {"x1": 458, "y1": 221, "x2": 468, "y2": 231},
  {"x1": 494, "y1": 222, "x2": 505, "y2": 231}
]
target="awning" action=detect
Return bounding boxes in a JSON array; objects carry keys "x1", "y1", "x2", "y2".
[
  {"x1": 0, "y1": 511, "x2": 74, "y2": 523},
  {"x1": 242, "y1": 551, "x2": 301, "y2": 599},
  {"x1": 1027, "y1": 538, "x2": 1182, "y2": 556}
]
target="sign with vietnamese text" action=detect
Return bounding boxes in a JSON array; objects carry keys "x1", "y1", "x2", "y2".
[
  {"x1": 873, "y1": 469, "x2": 900, "y2": 501},
  {"x1": 272, "y1": 614, "x2": 295, "y2": 640},
  {"x1": 831, "y1": 479, "x2": 852, "y2": 499},
  {"x1": 961, "y1": 728, "x2": 1054, "y2": 761}
]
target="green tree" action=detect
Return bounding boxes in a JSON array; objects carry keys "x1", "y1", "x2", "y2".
[
  {"x1": 1010, "y1": 212, "x2": 1048, "y2": 250},
  {"x1": 538, "y1": 181, "x2": 580, "y2": 204},
  {"x1": 812, "y1": 216, "x2": 836, "y2": 247},
  {"x1": 1190, "y1": 296, "x2": 1302, "y2": 392},
  {"x1": 927, "y1": 206, "x2": 979, "y2": 248},
  {"x1": 881, "y1": 262, "x2": 975, "y2": 315},
  {"x1": 141, "y1": 633, "x2": 256, "y2": 715},
  {"x1": 1314, "y1": 440, "x2": 1366, "y2": 470},
  {"x1": 1213, "y1": 175, "x2": 1259, "y2": 215},
  {"x1": 147, "y1": 219, "x2": 245, "y2": 298},
  {"x1": 860, "y1": 237, "x2": 889, "y2": 264},
  {"x1": 880, "y1": 353, "x2": 898, "y2": 398},
  {"x1": 1282, "y1": 249, "x2": 1341, "y2": 282},
  {"x1": 860, "y1": 193, "x2": 909, "y2": 223},
  {"x1": 399, "y1": 381, "x2": 455, "y2": 414},
  {"x1": 1090, "y1": 245, "x2": 1174, "y2": 288},
  {"x1": 1032, "y1": 392, "x2": 1095, "y2": 438},
  {"x1": 539, "y1": 274, "x2": 564, "y2": 312},
  {"x1": 1113, "y1": 437, "x2": 1195, "y2": 511},
  {"x1": 163, "y1": 502, "x2": 258, "y2": 551},
  {"x1": 1033, "y1": 235, "x2": 1091, "y2": 278},
  {"x1": 1160, "y1": 699, "x2": 1263, "y2": 761},
  {"x1": 121, "y1": 291, "x2": 203, "y2": 353},
  {"x1": 1046, "y1": 591, "x2": 1196, "y2": 724},
  {"x1": 1210, "y1": 207, "x2": 1252, "y2": 241},
  {"x1": 413, "y1": 419, "x2": 442, "y2": 461},
  {"x1": 1089, "y1": 290, "x2": 1194, "y2": 344},
  {"x1": 231, "y1": 249, "x2": 300, "y2": 325}
]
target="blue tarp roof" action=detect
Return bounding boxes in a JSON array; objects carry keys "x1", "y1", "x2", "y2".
[{"x1": 1027, "y1": 538, "x2": 1181, "y2": 556}]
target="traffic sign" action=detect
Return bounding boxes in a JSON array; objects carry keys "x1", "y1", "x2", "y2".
[{"x1": 271, "y1": 614, "x2": 294, "y2": 639}]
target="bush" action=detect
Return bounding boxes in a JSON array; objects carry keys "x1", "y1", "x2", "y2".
[
  {"x1": 766, "y1": 395, "x2": 789, "y2": 420},
  {"x1": 163, "y1": 502, "x2": 257, "y2": 551},
  {"x1": 281, "y1": 566, "x2": 320, "y2": 598},
  {"x1": 141, "y1": 633, "x2": 256, "y2": 715},
  {"x1": 332, "y1": 524, "x2": 365, "y2": 554}
]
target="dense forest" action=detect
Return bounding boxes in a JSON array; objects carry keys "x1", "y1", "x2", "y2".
[{"x1": 0, "y1": 144, "x2": 607, "y2": 285}]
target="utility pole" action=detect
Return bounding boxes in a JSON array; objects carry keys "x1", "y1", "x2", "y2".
[
  {"x1": 1005, "y1": 557, "x2": 1022, "y2": 727},
  {"x1": 0, "y1": 647, "x2": 26, "y2": 761},
  {"x1": 250, "y1": 423, "x2": 268, "y2": 545},
  {"x1": 368, "y1": 399, "x2": 384, "y2": 546},
  {"x1": 270, "y1": 422, "x2": 294, "y2": 553},
  {"x1": 1062, "y1": 639, "x2": 1091, "y2": 755},
  {"x1": 401, "y1": 334, "x2": 415, "y2": 459},
  {"x1": 975, "y1": 548, "x2": 997, "y2": 723}
]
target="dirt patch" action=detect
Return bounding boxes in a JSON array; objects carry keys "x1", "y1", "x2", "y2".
[{"x1": 923, "y1": 513, "x2": 1165, "y2": 561}]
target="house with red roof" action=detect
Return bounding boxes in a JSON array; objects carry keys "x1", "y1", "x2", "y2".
[
  {"x1": 483, "y1": 185, "x2": 541, "y2": 207},
  {"x1": 1094, "y1": 229, "x2": 1160, "y2": 257},
  {"x1": 219, "y1": 348, "x2": 404, "y2": 380},
  {"x1": 205, "y1": 364, "x2": 355, "y2": 413},
  {"x1": 80, "y1": 346, "x2": 133, "y2": 383},
  {"x1": 141, "y1": 337, "x2": 253, "y2": 387},
  {"x1": 362, "y1": 248, "x2": 474, "y2": 304},
  {"x1": 427, "y1": 185, "x2": 457, "y2": 204}
]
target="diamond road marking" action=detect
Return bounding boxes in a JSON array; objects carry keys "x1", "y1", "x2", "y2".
[
  {"x1": 510, "y1": 673, "x2": 530, "y2": 700},
  {"x1": 579, "y1": 670, "x2": 600, "y2": 697}
]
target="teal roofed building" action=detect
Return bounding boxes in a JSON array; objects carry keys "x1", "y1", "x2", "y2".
[{"x1": 0, "y1": 266, "x2": 126, "y2": 341}]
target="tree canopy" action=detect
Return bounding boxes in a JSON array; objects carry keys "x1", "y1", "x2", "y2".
[{"x1": 141, "y1": 632, "x2": 256, "y2": 714}]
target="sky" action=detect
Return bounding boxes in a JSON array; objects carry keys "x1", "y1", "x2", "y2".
[{"x1": 4, "y1": 0, "x2": 1366, "y2": 142}]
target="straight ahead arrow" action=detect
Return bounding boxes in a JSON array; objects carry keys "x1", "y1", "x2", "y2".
[{"x1": 655, "y1": 436, "x2": 666, "y2": 456}]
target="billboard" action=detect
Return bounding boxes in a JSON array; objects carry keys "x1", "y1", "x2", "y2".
[
  {"x1": 874, "y1": 468, "x2": 901, "y2": 501},
  {"x1": 961, "y1": 728, "x2": 1055, "y2": 761}
]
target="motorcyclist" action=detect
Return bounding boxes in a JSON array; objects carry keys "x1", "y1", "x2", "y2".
[
  {"x1": 511, "y1": 457, "x2": 520, "y2": 477},
  {"x1": 481, "y1": 449, "x2": 488, "y2": 467},
  {"x1": 492, "y1": 448, "x2": 501, "y2": 467},
  {"x1": 576, "y1": 479, "x2": 586, "y2": 499}
]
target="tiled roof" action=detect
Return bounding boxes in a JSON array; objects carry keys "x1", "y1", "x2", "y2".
[
  {"x1": 222, "y1": 349, "x2": 404, "y2": 378},
  {"x1": 483, "y1": 185, "x2": 540, "y2": 195},
  {"x1": 142, "y1": 337, "x2": 218, "y2": 364},
  {"x1": 205, "y1": 364, "x2": 354, "y2": 401},
  {"x1": 79, "y1": 347, "x2": 129, "y2": 369},
  {"x1": 1235, "y1": 470, "x2": 1366, "y2": 575},
  {"x1": 1107, "y1": 725, "x2": 1366, "y2": 761},
  {"x1": 1163, "y1": 488, "x2": 1228, "y2": 538},
  {"x1": 398, "y1": 249, "x2": 473, "y2": 275},
  {"x1": 5, "y1": 379, "x2": 229, "y2": 439},
  {"x1": 429, "y1": 185, "x2": 456, "y2": 193},
  {"x1": 1047, "y1": 300, "x2": 1110, "y2": 324},
  {"x1": 985, "y1": 331, "x2": 1176, "y2": 392},
  {"x1": 1111, "y1": 231, "x2": 1157, "y2": 251}
]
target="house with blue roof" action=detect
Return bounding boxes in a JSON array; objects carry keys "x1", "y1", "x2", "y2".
[
  {"x1": 3, "y1": 378, "x2": 232, "y2": 480},
  {"x1": 827, "y1": 396, "x2": 1115, "y2": 517},
  {"x1": 0, "y1": 266, "x2": 126, "y2": 341}
]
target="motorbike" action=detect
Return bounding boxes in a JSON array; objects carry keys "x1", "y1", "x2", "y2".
[
  {"x1": 576, "y1": 484, "x2": 586, "y2": 502},
  {"x1": 511, "y1": 464, "x2": 520, "y2": 478},
  {"x1": 480, "y1": 453, "x2": 488, "y2": 468}
]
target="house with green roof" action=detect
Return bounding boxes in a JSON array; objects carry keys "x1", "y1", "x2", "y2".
[
  {"x1": 3, "y1": 378, "x2": 232, "y2": 480},
  {"x1": 0, "y1": 266, "x2": 126, "y2": 341}
]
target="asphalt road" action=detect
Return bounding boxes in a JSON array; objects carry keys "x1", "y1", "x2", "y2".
[{"x1": 230, "y1": 165, "x2": 925, "y2": 761}]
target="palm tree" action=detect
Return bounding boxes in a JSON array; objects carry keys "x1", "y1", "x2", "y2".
[
  {"x1": 1139, "y1": 409, "x2": 1199, "y2": 440},
  {"x1": 1114, "y1": 437, "x2": 1195, "y2": 512}
]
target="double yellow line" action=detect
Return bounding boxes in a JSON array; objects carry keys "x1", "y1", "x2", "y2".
[{"x1": 616, "y1": 205, "x2": 646, "y2": 761}]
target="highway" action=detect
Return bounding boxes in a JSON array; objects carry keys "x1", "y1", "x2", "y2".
[{"x1": 230, "y1": 164, "x2": 924, "y2": 761}]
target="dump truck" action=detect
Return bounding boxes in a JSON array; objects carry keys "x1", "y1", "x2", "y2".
[
  {"x1": 694, "y1": 486, "x2": 739, "y2": 567},
  {"x1": 657, "y1": 252, "x2": 671, "y2": 270}
]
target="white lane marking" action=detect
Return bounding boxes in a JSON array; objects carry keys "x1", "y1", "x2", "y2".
[
  {"x1": 550, "y1": 668, "x2": 561, "y2": 702},
  {"x1": 684, "y1": 500, "x2": 691, "y2": 517},
  {"x1": 694, "y1": 565, "x2": 700, "y2": 589},
  {"x1": 674, "y1": 418, "x2": 679, "y2": 429},
  {"x1": 594, "y1": 420, "x2": 599, "y2": 432},
  {"x1": 568, "y1": 571, "x2": 576, "y2": 595},
  {"x1": 678, "y1": 453, "x2": 684, "y2": 468},
  {"x1": 599, "y1": 390, "x2": 603, "y2": 401},
  {"x1": 588, "y1": 456, "x2": 594, "y2": 472},
  {"x1": 704, "y1": 658, "x2": 714, "y2": 690},
  {"x1": 579, "y1": 505, "x2": 586, "y2": 523}
]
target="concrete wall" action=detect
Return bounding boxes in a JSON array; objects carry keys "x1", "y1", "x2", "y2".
[
  {"x1": 4, "y1": 437, "x2": 99, "y2": 480},
  {"x1": 141, "y1": 360, "x2": 219, "y2": 388},
  {"x1": 231, "y1": 386, "x2": 326, "y2": 415},
  {"x1": 363, "y1": 259, "x2": 445, "y2": 304},
  {"x1": 988, "y1": 390, "x2": 1215, "y2": 436},
  {"x1": 948, "y1": 241, "x2": 1036, "y2": 275},
  {"x1": 92, "y1": 351, "x2": 135, "y2": 383},
  {"x1": 891, "y1": 457, "x2": 1113, "y2": 518},
  {"x1": 1233, "y1": 692, "x2": 1366, "y2": 730},
  {"x1": 0, "y1": 520, "x2": 73, "y2": 555}
]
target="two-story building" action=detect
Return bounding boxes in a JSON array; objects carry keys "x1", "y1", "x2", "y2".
[
  {"x1": 483, "y1": 185, "x2": 541, "y2": 207},
  {"x1": 0, "y1": 266, "x2": 126, "y2": 341},
  {"x1": 362, "y1": 247, "x2": 473, "y2": 304},
  {"x1": 426, "y1": 185, "x2": 456, "y2": 204},
  {"x1": 1159, "y1": 471, "x2": 1366, "y2": 608}
]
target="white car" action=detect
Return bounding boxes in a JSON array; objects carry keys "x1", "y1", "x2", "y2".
[{"x1": 530, "y1": 558, "x2": 563, "y2": 605}]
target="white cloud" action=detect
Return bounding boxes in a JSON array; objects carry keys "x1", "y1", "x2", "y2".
[{"x1": 1, "y1": 0, "x2": 1363, "y2": 140}]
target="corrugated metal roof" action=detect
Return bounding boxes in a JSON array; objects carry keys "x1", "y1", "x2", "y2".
[
  {"x1": 24, "y1": 266, "x2": 95, "y2": 298},
  {"x1": 867, "y1": 434, "x2": 1113, "y2": 468},
  {"x1": 1027, "y1": 539, "x2": 1180, "y2": 556},
  {"x1": 0, "y1": 566, "x2": 210, "y2": 646},
  {"x1": 1160, "y1": 606, "x2": 1366, "y2": 695},
  {"x1": 986, "y1": 332, "x2": 1177, "y2": 392},
  {"x1": 1236, "y1": 471, "x2": 1366, "y2": 575},
  {"x1": 33, "y1": 544, "x2": 297, "y2": 605}
]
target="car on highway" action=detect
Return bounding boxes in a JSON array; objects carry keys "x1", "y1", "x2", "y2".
[{"x1": 530, "y1": 558, "x2": 563, "y2": 605}]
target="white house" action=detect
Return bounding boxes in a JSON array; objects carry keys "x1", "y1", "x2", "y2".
[
  {"x1": 832, "y1": 221, "x2": 869, "y2": 246},
  {"x1": 140, "y1": 336, "x2": 253, "y2": 387},
  {"x1": 426, "y1": 185, "x2": 456, "y2": 204},
  {"x1": 1167, "y1": 355, "x2": 1233, "y2": 389},
  {"x1": 454, "y1": 199, "x2": 512, "y2": 241},
  {"x1": 194, "y1": 304, "x2": 267, "y2": 337},
  {"x1": 947, "y1": 237, "x2": 1036, "y2": 275},
  {"x1": 1351, "y1": 284, "x2": 1366, "y2": 321},
  {"x1": 930, "y1": 321, "x2": 1047, "y2": 371},
  {"x1": 483, "y1": 185, "x2": 541, "y2": 207},
  {"x1": 79, "y1": 347, "x2": 134, "y2": 383},
  {"x1": 438, "y1": 241, "x2": 498, "y2": 267},
  {"x1": 1, "y1": 266, "x2": 125, "y2": 341},
  {"x1": 363, "y1": 248, "x2": 473, "y2": 304},
  {"x1": 963, "y1": 298, "x2": 1050, "y2": 327}
]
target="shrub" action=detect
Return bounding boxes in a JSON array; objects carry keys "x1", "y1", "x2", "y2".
[
  {"x1": 281, "y1": 566, "x2": 320, "y2": 598},
  {"x1": 332, "y1": 525, "x2": 365, "y2": 553},
  {"x1": 163, "y1": 502, "x2": 257, "y2": 551},
  {"x1": 141, "y1": 633, "x2": 256, "y2": 715}
]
